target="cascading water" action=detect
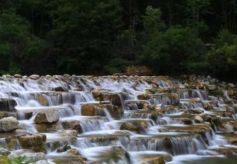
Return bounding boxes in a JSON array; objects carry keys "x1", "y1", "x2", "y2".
[{"x1": 0, "y1": 75, "x2": 237, "y2": 163}]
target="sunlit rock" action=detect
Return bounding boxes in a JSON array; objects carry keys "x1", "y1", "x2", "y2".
[
  {"x1": 81, "y1": 103, "x2": 123, "y2": 119},
  {"x1": 194, "y1": 115, "x2": 204, "y2": 123},
  {"x1": 34, "y1": 109, "x2": 59, "y2": 124},
  {"x1": 120, "y1": 120, "x2": 150, "y2": 133},
  {"x1": 36, "y1": 95, "x2": 49, "y2": 106}
]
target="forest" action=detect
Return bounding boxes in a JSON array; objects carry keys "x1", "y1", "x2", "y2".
[{"x1": 0, "y1": 0, "x2": 237, "y2": 81}]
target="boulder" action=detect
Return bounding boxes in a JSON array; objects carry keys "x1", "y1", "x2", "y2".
[
  {"x1": 81, "y1": 103, "x2": 103, "y2": 116},
  {"x1": 0, "y1": 148, "x2": 10, "y2": 156},
  {"x1": 58, "y1": 129, "x2": 78, "y2": 138},
  {"x1": 120, "y1": 120, "x2": 149, "y2": 133},
  {"x1": 0, "y1": 117, "x2": 18, "y2": 132},
  {"x1": 92, "y1": 91, "x2": 123, "y2": 108},
  {"x1": 47, "y1": 130, "x2": 78, "y2": 151},
  {"x1": 125, "y1": 100, "x2": 150, "y2": 110},
  {"x1": 14, "y1": 74, "x2": 22, "y2": 78},
  {"x1": 61, "y1": 120, "x2": 82, "y2": 133},
  {"x1": 34, "y1": 109, "x2": 59, "y2": 124},
  {"x1": 81, "y1": 103, "x2": 123, "y2": 119},
  {"x1": 18, "y1": 134, "x2": 47, "y2": 152},
  {"x1": 194, "y1": 115, "x2": 204, "y2": 123},
  {"x1": 35, "y1": 122, "x2": 63, "y2": 133},
  {"x1": 5, "y1": 137, "x2": 18, "y2": 150},
  {"x1": 0, "y1": 112, "x2": 9, "y2": 119},
  {"x1": 137, "y1": 94, "x2": 151, "y2": 100},
  {"x1": 51, "y1": 86, "x2": 67, "y2": 92},
  {"x1": 30, "y1": 74, "x2": 40, "y2": 80},
  {"x1": 0, "y1": 98, "x2": 17, "y2": 112}
]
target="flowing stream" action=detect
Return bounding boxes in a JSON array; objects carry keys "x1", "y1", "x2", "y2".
[{"x1": 0, "y1": 75, "x2": 237, "y2": 163}]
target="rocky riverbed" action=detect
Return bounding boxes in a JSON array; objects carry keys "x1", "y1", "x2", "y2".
[{"x1": 0, "y1": 74, "x2": 237, "y2": 164}]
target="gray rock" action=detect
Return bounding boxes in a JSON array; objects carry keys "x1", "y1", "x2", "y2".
[
  {"x1": 0, "y1": 98, "x2": 17, "y2": 112},
  {"x1": 30, "y1": 74, "x2": 40, "y2": 80},
  {"x1": 0, "y1": 148, "x2": 10, "y2": 155},
  {"x1": 8, "y1": 150, "x2": 46, "y2": 162},
  {"x1": 0, "y1": 116, "x2": 18, "y2": 132}
]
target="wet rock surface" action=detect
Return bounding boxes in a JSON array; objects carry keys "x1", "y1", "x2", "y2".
[
  {"x1": 34, "y1": 108, "x2": 60, "y2": 124},
  {"x1": 0, "y1": 117, "x2": 18, "y2": 132},
  {"x1": 0, "y1": 75, "x2": 237, "y2": 163}
]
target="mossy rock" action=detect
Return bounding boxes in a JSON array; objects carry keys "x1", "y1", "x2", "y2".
[{"x1": 0, "y1": 156, "x2": 9, "y2": 164}]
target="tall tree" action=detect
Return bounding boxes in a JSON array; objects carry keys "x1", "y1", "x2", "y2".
[
  {"x1": 0, "y1": 10, "x2": 46, "y2": 74},
  {"x1": 48, "y1": 0, "x2": 123, "y2": 74}
]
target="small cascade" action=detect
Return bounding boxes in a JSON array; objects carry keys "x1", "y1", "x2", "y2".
[
  {"x1": 18, "y1": 120, "x2": 38, "y2": 134},
  {"x1": 0, "y1": 75, "x2": 236, "y2": 163},
  {"x1": 80, "y1": 118, "x2": 105, "y2": 132},
  {"x1": 103, "y1": 108, "x2": 114, "y2": 121},
  {"x1": 126, "y1": 134, "x2": 206, "y2": 155}
]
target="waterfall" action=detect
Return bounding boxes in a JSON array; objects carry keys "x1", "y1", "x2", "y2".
[{"x1": 0, "y1": 75, "x2": 236, "y2": 163}]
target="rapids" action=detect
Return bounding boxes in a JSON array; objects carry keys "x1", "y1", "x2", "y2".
[{"x1": 0, "y1": 74, "x2": 237, "y2": 163}]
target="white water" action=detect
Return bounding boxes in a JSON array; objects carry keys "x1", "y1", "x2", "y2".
[{"x1": 0, "y1": 75, "x2": 236, "y2": 163}]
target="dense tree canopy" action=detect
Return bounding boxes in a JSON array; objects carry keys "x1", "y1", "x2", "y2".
[{"x1": 0, "y1": 0, "x2": 237, "y2": 81}]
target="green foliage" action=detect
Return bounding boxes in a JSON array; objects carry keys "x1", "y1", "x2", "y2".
[
  {"x1": 104, "y1": 58, "x2": 130, "y2": 74},
  {"x1": 140, "y1": 24, "x2": 206, "y2": 74},
  {"x1": 143, "y1": 6, "x2": 165, "y2": 34},
  {"x1": 0, "y1": 155, "x2": 32, "y2": 164},
  {"x1": 48, "y1": 0, "x2": 123, "y2": 74},
  {"x1": 0, "y1": 0, "x2": 236, "y2": 81},
  {"x1": 208, "y1": 30, "x2": 237, "y2": 79},
  {"x1": 0, "y1": 10, "x2": 47, "y2": 74},
  {"x1": 10, "y1": 155, "x2": 36, "y2": 164},
  {"x1": 10, "y1": 156, "x2": 28, "y2": 164}
]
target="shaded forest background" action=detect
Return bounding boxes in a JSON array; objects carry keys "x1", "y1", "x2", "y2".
[{"x1": 0, "y1": 0, "x2": 237, "y2": 81}]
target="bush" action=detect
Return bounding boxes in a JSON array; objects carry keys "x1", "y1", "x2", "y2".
[
  {"x1": 140, "y1": 25, "x2": 206, "y2": 74},
  {"x1": 207, "y1": 30, "x2": 237, "y2": 80}
]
